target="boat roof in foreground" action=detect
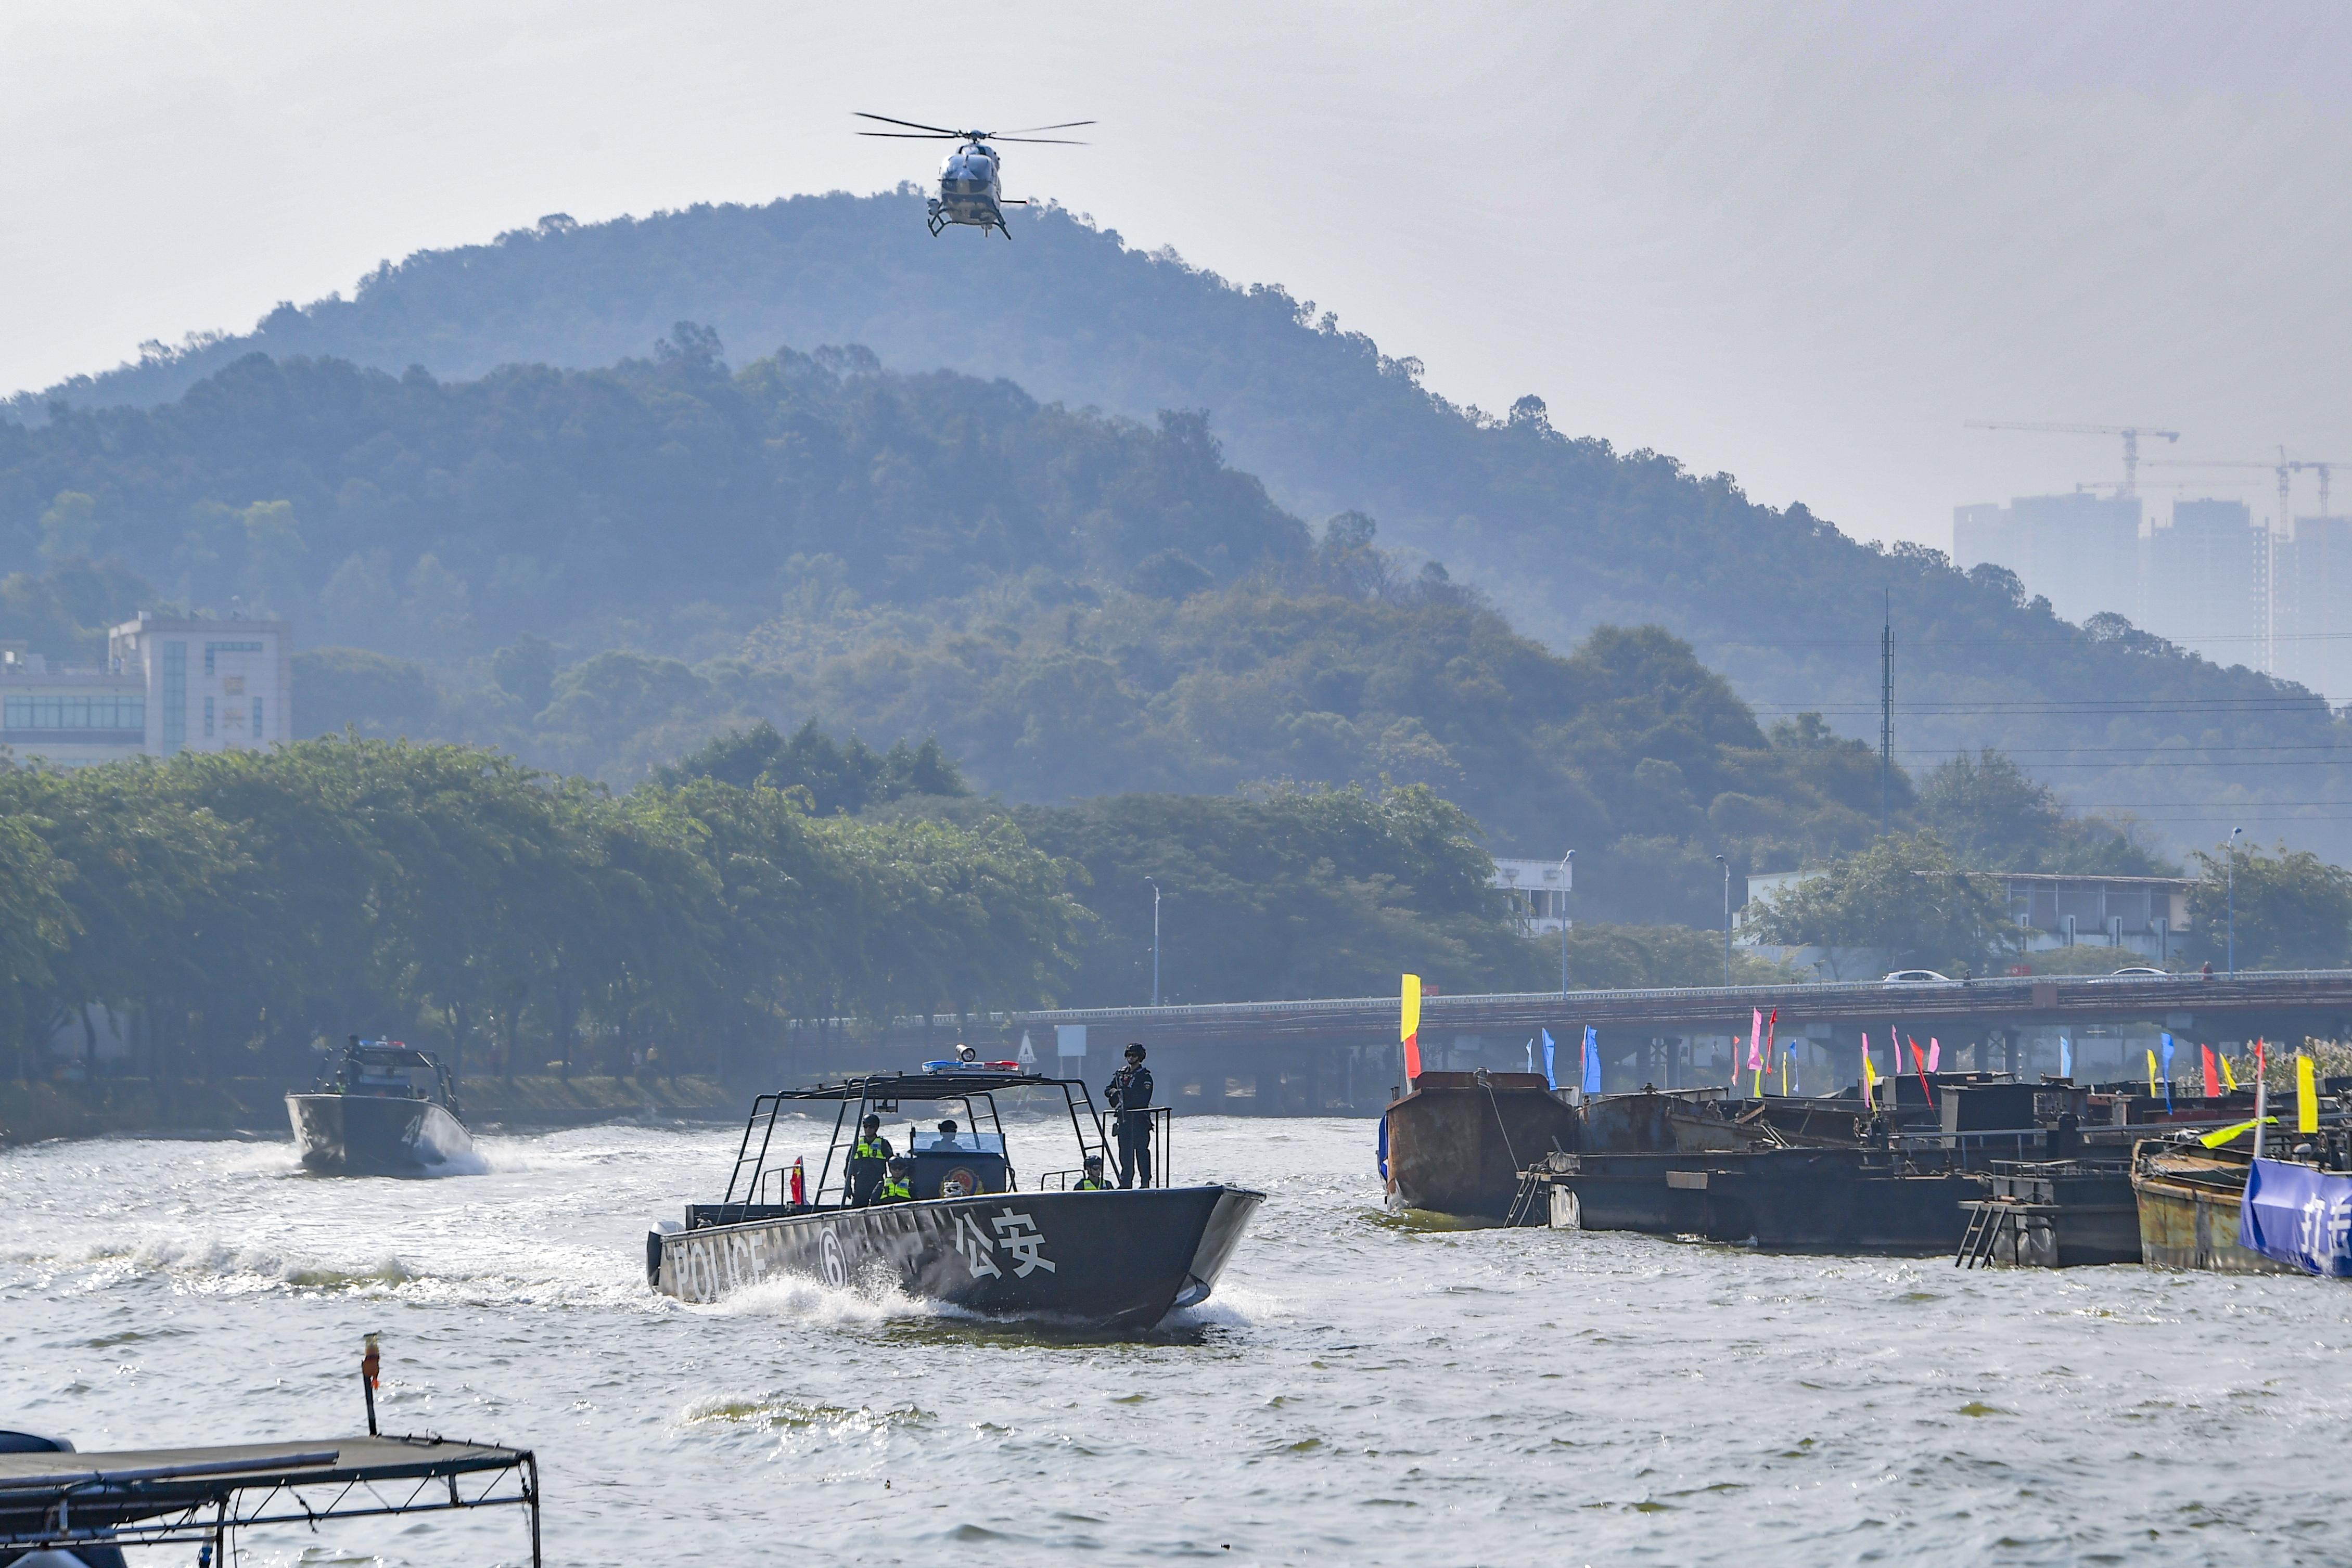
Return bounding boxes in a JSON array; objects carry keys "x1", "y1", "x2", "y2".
[
  {"x1": 774, "y1": 1070, "x2": 1077, "y2": 1102},
  {"x1": 0, "y1": 1434, "x2": 526, "y2": 1508}
]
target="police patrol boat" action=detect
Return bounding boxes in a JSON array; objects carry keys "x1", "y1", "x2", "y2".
[
  {"x1": 286, "y1": 1037, "x2": 476, "y2": 1176},
  {"x1": 647, "y1": 1060, "x2": 1262, "y2": 1327}
]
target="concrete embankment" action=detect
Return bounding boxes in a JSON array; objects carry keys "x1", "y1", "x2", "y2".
[{"x1": 0, "y1": 1074, "x2": 734, "y2": 1145}]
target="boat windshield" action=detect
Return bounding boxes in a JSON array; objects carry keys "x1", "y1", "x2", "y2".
[{"x1": 911, "y1": 1128, "x2": 1005, "y2": 1154}]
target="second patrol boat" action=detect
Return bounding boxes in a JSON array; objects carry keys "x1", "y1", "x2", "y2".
[{"x1": 647, "y1": 1062, "x2": 1262, "y2": 1328}]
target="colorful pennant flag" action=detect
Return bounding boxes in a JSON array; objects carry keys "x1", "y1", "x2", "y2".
[
  {"x1": 1400, "y1": 973, "x2": 1423, "y2": 1081},
  {"x1": 1748, "y1": 1010, "x2": 1763, "y2": 1071},
  {"x1": 2220, "y1": 1053, "x2": 2239, "y2": 1093},
  {"x1": 1862, "y1": 1033, "x2": 1878, "y2": 1102},
  {"x1": 2146, "y1": 1048, "x2": 2159, "y2": 1098},
  {"x1": 1908, "y1": 1036, "x2": 1935, "y2": 1109},
  {"x1": 2201, "y1": 1045, "x2": 2219, "y2": 1100},
  {"x1": 2160, "y1": 1034, "x2": 2176, "y2": 1112},
  {"x1": 1582, "y1": 1025, "x2": 1602, "y2": 1094},
  {"x1": 1927, "y1": 1038, "x2": 1940, "y2": 1073},
  {"x1": 1541, "y1": 1028, "x2": 1557, "y2": 1089},
  {"x1": 2298, "y1": 1053, "x2": 2319, "y2": 1134},
  {"x1": 2059, "y1": 1034, "x2": 2073, "y2": 1079}
]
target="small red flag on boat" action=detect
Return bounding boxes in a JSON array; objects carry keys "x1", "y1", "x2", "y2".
[
  {"x1": 2200, "y1": 1045, "x2": 2219, "y2": 1099},
  {"x1": 1908, "y1": 1037, "x2": 1936, "y2": 1110},
  {"x1": 789, "y1": 1156, "x2": 806, "y2": 1205}
]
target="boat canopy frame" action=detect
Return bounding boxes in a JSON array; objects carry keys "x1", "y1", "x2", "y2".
[
  {"x1": 721, "y1": 1071, "x2": 1138, "y2": 1209},
  {"x1": 324, "y1": 1036, "x2": 464, "y2": 1117},
  {"x1": 0, "y1": 1435, "x2": 540, "y2": 1566}
]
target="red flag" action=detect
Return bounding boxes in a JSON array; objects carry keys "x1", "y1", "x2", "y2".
[
  {"x1": 789, "y1": 1156, "x2": 806, "y2": 1206},
  {"x1": 1908, "y1": 1036, "x2": 1936, "y2": 1110},
  {"x1": 1401, "y1": 974, "x2": 1424, "y2": 1081},
  {"x1": 2200, "y1": 1046, "x2": 2219, "y2": 1100},
  {"x1": 1765, "y1": 1009, "x2": 1779, "y2": 1071}
]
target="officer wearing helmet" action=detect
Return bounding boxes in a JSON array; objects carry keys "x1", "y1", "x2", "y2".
[
  {"x1": 1074, "y1": 1153, "x2": 1112, "y2": 1190},
  {"x1": 848, "y1": 1114, "x2": 894, "y2": 1205},
  {"x1": 877, "y1": 1156, "x2": 915, "y2": 1203}
]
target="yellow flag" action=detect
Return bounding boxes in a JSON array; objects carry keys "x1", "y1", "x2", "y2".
[
  {"x1": 2146, "y1": 1049, "x2": 2159, "y2": 1098},
  {"x1": 2202, "y1": 1116, "x2": 2276, "y2": 1149},
  {"x1": 1400, "y1": 974, "x2": 1422, "y2": 1044},
  {"x1": 2298, "y1": 1053, "x2": 2319, "y2": 1134},
  {"x1": 2220, "y1": 1055, "x2": 2240, "y2": 1093},
  {"x1": 1862, "y1": 1044, "x2": 1877, "y2": 1099}
]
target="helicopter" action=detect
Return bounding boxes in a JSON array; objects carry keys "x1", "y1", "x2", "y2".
[{"x1": 855, "y1": 112, "x2": 1092, "y2": 238}]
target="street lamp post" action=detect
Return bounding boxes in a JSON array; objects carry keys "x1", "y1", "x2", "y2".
[
  {"x1": 1558, "y1": 849, "x2": 1574, "y2": 994},
  {"x1": 1145, "y1": 876, "x2": 1162, "y2": 1007},
  {"x1": 1715, "y1": 855, "x2": 1732, "y2": 986},
  {"x1": 2227, "y1": 827, "x2": 2243, "y2": 976}
]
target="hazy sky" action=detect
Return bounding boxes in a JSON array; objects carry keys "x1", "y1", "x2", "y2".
[{"x1": 6, "y1": 1, "x2": 2348, "y2": 549}]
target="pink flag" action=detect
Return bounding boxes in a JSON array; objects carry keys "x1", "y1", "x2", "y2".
[
  {"x1": 1747, "y1": 1010, "x2": 1763, "y2": 1071},
  {"x1": 1927, "y1": 1038, "x2": 1940, "y2": 1073}
]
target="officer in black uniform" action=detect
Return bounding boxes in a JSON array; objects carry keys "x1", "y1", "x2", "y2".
[
  {"x1": 848, "y1": 1114, "x2": 893, "y2": 1205},
  {"x1": 1107, "y1": 1042, "x2": 1155, "y2": 1188}
]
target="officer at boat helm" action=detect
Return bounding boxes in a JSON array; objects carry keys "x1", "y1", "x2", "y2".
[
  {"x1": 877, "y1": 1156, "x2": 915, "y2": 1203},
  {"x1": 1075, "y1": 1154, "x2": 1111, "y2": 1190},
  {"x1": 848, "y1": 1114, "x2": 894, "y2": 1206},
  {"x1": 934, "y1": 1117, "x2": 963, "y2": 1149},
  {"x1": 1107, "y1": 1043, "x2": 1155, "y2": 1188}
]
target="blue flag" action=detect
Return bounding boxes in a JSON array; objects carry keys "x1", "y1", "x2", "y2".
[
  {"x1": 1541, "y1": 1029, "x2": 1557, "y2": 1089},
  {"x1": 1581, "y1": 1025, "x2": 1602, "y2": 1094},
  {"x1": 2059, "y1": 1034, "x2": 2072, "y2": 1079},
  {"x1": 2239, "y1": 1157, "x2": 2352, "y2": 1276},
  {"x1": 2161, "y1": 1033, "x2": 2176, "y2": 1111}
]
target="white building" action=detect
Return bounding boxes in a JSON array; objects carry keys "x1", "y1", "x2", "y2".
[
  {"x1": 1, "y1": 614, "x2": 291, "y2": 767},
  {"x1": 1490, "y1": 855, "x2": 1573, "y2": 934},
  {"x1": 1742, "y1": 866, "x2": 2195, "y2": 977}
]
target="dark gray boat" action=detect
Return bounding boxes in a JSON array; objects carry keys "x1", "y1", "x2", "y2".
[
  {"x1": 286, "y1": 1037, "x2": 475, "y2": 1176},
  {"x1": 650, "y1": 1066, "x2": 1263, "y2": 1328}
]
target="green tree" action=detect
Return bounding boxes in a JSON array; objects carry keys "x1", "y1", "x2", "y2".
[
  {"x1": 1742, "y1": 832, "x2": 2017, "y2": 978},
  {"x1": 2184, "y1": 840, "x2": 2352, "y2": 970}
]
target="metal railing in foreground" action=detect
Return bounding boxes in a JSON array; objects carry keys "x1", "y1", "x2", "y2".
[{"x1": 0, "y1": 1436, "x2": 542, "y2": 1567}]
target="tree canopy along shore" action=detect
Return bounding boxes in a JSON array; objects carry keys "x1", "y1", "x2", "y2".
[{"x1": 8, "y1": 192, "x2": 2340, "y2": 867}]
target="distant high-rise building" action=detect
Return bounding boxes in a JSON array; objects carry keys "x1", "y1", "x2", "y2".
[
  {"x1": 2278, "y1": 515, "x2": 2352, "y2": 701},
  {"x1": 1951, "y1": 492, "x2": 2140, "y2": 624},
  {"x1": 2143, "y1": 498, "x2": 2261, "y2": 667}
]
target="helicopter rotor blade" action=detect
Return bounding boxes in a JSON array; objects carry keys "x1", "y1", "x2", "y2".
[
  {"x1": 997, "y1": 120, "x2": 1096, "y2": 135},
  {"x1": 857, "y1": 131, "x2": 964, "y2": 139},
  {"x1": 853, "y1": 111, "x2": 966, "y2": 136},
  {"x1": 989, "y1": 136, "x2": 1089, "y2": 145}
]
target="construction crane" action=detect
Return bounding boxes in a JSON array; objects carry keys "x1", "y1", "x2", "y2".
[
  {"x1": 1966, "y1": 420, "x2": 2181, "y2": 496},
  {"x1": 2145, "y1": 447, "x2": 2352, "y2": 526},
  {"x1": 2144, "y1": 447, "x2": 2349, "y2": 675}
]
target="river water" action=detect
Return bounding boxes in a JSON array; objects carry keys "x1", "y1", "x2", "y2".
[{"x1": 4, "y1": 1113, "x2": 2349, "y2": 1566}]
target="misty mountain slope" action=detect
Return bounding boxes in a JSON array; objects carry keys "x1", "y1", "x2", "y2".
[{"x1": 9, "y1": 191, "x2": 2346, "y2": 859}]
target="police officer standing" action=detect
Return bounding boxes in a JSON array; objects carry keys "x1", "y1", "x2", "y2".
[
  {"x1": 848, "y1": 1114, "x2": 893, "y2": 1205},
  {"x1": 1107, "y1": 1042, "x2": 1155, "y2": 1188}
]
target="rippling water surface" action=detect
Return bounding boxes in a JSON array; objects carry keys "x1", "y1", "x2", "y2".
[{"x1": 4, "y1": 1113, "x2": 2349, "y2": 1565}]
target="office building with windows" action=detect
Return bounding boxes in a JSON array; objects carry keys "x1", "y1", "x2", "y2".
[
  {"x1": 1490, "y1": 856, "x2": 1573, "y2": 934},
  {"x1": 0, "y1": 614, "x2": 291, "y2": 767}
]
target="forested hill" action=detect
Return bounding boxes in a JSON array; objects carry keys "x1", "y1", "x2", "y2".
[{"x1": 10, "y1": 190, "x2": 2344, "y2": 863}]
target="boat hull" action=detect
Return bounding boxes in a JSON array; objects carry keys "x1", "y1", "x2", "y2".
[
  {"x1": 652, "y1": 1185, "x2": 1264, "y2": 1328},
  {"x1": 2132, "y1": 1149, "x2": 2293, "y2": 1274},
  {"x1": 286, "y1": 1093, "x2": 474, "y2": 1176},
  {"x1": 1385, "y1": 1073, "x2": 1578, "y2": 1219},
  {"x1": 1545, "y1": 1149, "x2": 1981, "y2": 1253}
]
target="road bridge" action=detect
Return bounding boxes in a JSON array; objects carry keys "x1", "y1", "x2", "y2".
[{"x1": 785, "y1": 970, "x2": 2352, "y2": 1117}]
